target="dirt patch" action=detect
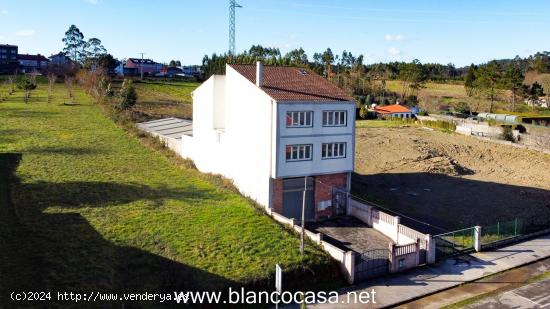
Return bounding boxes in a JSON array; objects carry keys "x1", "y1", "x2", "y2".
[{"x1": 353, "y1": 126, "x2": 550, "y2": 232}]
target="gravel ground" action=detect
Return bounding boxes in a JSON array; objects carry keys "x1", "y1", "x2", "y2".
[{"x1": 353, "y1": 126, "x2": 550, "y2": 232}]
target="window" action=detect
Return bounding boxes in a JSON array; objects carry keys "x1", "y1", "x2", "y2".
[
  {"x1": 286, "y1": 144, "x2": 312, "y2": 161},
  {"x1": 286, "y1": 111, "x2": 313, "y2": 128},
  {"x1": 323, "y1": 111, "x2": 347, "y2": 126},
  {"x1": 322, "y1": 143, "x2": 346, "y2": 159}
]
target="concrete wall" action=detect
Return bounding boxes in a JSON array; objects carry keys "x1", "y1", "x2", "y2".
[
  {"x1": 266, "y1": 207, "x2": 355, "y2": 283},
  {"x1": 390, "y1": 242, "x2": 419, "y2": 273},
  {"x1": 224, "y1": 65, "x2": 274, "y2": 207},
  {"x1": 349, "y1": 198, "x2": 435, "y2": 265}
]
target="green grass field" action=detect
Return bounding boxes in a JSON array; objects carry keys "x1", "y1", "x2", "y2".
[
  {"x1": 0, "y1": 82, "x2": 340, "y2": 305},
  {"x1": 130, "y1": 79, "x2": 198, "y2": 120}
]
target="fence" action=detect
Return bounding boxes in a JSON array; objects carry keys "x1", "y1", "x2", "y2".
[
  {"x1": 390, "y1": 241, "x2": 420, "y2": 273},
  {"x1": 433, "y1": 227, "x2": 476, "y2": 260},
  {"x1": 481, "y1": 215, "x2": 550, "y2": 249},
  {"x1": 265, "y1": 207, "x2": 356, "y2": 284},
  {"x1": 348, "y1": 198, "x2": 435, "y2": 265}
]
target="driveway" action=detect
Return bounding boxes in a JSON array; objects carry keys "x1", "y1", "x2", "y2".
[{"x1": 307, "y1": 216, "x2": 393, "y2": 253}]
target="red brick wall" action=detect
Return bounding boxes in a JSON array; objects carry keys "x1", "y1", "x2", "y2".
[
  {"x1": 313, "y1": 173, "x2": 348, "y2": 219},
  {"x1": 271, "y1": 173, "x2": 348, "y2": 220},
  {"x1": 272, "y1": 178, "x2": 284, "y2": 214}
]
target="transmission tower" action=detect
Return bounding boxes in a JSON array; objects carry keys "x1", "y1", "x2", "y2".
[{"x1": 229, "y1": 0, "x2": 242, "y2": 56}]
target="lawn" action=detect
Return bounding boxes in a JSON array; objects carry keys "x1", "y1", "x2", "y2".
[
  {"x1": 0, "y1": 81, "x2": 340, "y2": 306},
  {"x1": 112, "y1": 79, "x2": 198, "y2": 120}
]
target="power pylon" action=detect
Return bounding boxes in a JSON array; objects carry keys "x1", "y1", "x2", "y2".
[{"x1": 229, "y1": 0, "x2": 242, "y2": 56}]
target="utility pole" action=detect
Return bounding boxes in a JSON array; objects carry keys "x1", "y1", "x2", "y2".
[
  {"x1": 300, "y1": 176, "x2": 308, "y2": 255},
  {"x1": 138, "y1": 52, "x2": 146, "y2": 80},
  {"x1": 229, "y1": 0, "x2": 242, "y2": 56}
]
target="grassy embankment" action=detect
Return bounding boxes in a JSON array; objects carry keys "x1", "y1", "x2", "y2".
[
  {"x1": 0, "y1": 80, "x2": 341, "y2": 306},
  {"x1": 110, "y1": 79, "x2": 198, "y2": 120}
]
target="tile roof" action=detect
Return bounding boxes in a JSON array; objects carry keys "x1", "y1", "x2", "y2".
[
  {"x1": 128, "y1": 58, "x2": 159, "y2": 65},
  {"x1": 18, "y1": 54, "x2": 49, "y2": 61},
  {"x1": 229, "y1": 64, "x2": 354, "y2": 102},
  {"x1": 374, "y1": 104, "x2": 412, "y2": 114}
]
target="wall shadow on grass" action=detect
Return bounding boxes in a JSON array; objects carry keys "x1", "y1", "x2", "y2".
[
  {"x1": 352, "y1": 172, "x2": 550, "y2": 234},
  {"x1": 17, "y1": 181, "x2": 218, "y2": 211},
  {"x1": 0, "y1": 153, "x2": 240, "y2": 308},
  {"x1": 2, "y1": 153, "x2": 340, "y2": 307}
]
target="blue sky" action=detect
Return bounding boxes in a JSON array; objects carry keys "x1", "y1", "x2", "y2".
[{"x1": 1, "y1": 0, "x2": 549, "y2": 67}]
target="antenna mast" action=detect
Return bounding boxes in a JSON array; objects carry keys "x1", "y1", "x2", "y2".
[{"x1": 229, "y1": 0, "x2": 242, "y2": 56}]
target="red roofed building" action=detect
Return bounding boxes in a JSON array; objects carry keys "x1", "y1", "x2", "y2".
[{"x1": 374, "y1": 103, "x2": 414, "y2": 119}]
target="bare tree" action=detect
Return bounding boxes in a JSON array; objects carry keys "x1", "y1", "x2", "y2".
[
  {"x1": 47, "y1": 73, "x2": 57, "y2": 103},
  {"x1": 65, "y1": 76, "x2": 74, "y2": 104}
]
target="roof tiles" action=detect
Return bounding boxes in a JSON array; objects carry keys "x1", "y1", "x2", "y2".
[{"x1": 229, "y1": 64, "x2": 354, "y2": 103}]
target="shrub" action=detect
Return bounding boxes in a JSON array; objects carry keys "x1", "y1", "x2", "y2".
[
  {"x1": 501, "y1": 126, "x2": 515, "y2": 142},
  {"x1": 17, "y1": 76, "x2": 37, "y2": 103},
  {"x1": 117, "y1": 79, "x2": 137, "y2": 110},
  {"x1": 106, "y1": 83, "x2": 114, "y2": 97},
  {"x1": 359, "y1": 106, "x2": 368, "y2": 119}
]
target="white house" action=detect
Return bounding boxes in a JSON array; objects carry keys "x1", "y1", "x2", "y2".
[
  {"x1": 180, "y1": 62, "x2": 356, "y2": 221},
  {"x1": 373, "y1": 103, "x2": 414, "y2": 119}
]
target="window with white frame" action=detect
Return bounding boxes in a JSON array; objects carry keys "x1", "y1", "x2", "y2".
[
  {"x1": 286, "y1": 144, "x2": 312, "y2": 161},
  {"x1": 286, "y1": 111, "x2": 313, "y2": 128},
  {"x1": 322, "y1": 111, "x2": 347, "y2": 126},
  {"x1": 322, "y1": 142, "x2": 346, "y2": 159}
]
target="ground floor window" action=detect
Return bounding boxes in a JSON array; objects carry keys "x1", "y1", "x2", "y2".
[
  {"x1": 286, "y1": 144, "x2": 312, "y2": 161},
  {"x1": 322, "y1": 142, "x2": 346, "y2": 159}
]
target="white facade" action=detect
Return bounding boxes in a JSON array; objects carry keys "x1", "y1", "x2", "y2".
[{"x1": 181, "y1": 63, "x2": 355, "y2": 209}]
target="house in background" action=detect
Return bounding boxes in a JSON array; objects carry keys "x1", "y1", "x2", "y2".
[
  {"x1": 373, "y1": 103, "x2": 414, "y2": 119},
  {"x1": 125, "y1": 58, "x2": 162, "y2": 76},
  {"x1": 18, "y1": 54, "x2": 50, "y2": 72},
  {"x1": 48, "y1": 52, "x2": 71, "y2": 65},
  {"x1": 182, "y1": 65, "x2": 201, "y2": 77},
  {"x1": 158, "y1": 66, "x2": 183, "y2": 77},
  {"x1": 180, "y1": 62, "x2": 356, "y2": 221},
  {"x1": 0, "y1": 44, "x2": 19, "y2": 74}
]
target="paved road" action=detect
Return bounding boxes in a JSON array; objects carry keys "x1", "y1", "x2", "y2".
[
  {"x1": 466, "y1": 278, "x2": 550, "y2": 308},
  {"x1": 400, "y1": 258, "x2": 550, "y2": 308}
]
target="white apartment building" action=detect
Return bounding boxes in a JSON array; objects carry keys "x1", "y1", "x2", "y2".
[{"x1": 179, "y1": 62, "x2": 356, "y2": 220}]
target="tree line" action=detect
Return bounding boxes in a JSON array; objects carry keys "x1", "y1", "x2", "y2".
[{"x1": 202, "y1": 46, "x2": 549, "y2": 112}]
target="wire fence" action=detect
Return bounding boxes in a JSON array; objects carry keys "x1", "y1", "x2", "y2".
[
  {"x1": 433, "y1": 227, "x2": 476, "y2": 259},
  {"x1": 481, "y1": 215, "x2": 550, "y2": 248}
]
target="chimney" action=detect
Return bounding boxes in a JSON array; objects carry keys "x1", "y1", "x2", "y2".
[{"x1": 256, "y1": 61, "x2": 264, "y2": 87}]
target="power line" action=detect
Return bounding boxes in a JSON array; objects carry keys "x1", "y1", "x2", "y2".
[{"x1": 138, "y1": 52, "x2": 146, "y2": 80}]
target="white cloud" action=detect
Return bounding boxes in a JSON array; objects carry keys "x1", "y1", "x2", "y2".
[
  {"x1": 15, "y1": 29, "x2": 35, "y2": 37},
  {"x1": 1, "y1": 9, "x2": 8, "y2": 14},
  {"x1": 85, "y1": 0, "x2": 98, "y2": 4},
  {"x1": 384, "y1": 34, "x2": 405, "y2": 41},
  {"x1": 387, "y1": 47, "x2": 401, "y2": 56}
]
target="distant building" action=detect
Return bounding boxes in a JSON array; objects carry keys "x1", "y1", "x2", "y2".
[
  {"x1": 125, "y1": 58, "x2": 162, "y2": 76},
  {"x1": 0, "y1": 44, "x2": 19, "y2": 74},
  {"x1": 182, "y1": 65, "x2": 201, "y2": 77},
  {"x1": 373, "y1": 103, "x2": 414, "y2": 119},
  {"x1": 158, "y1": 66, "x2": 183, "y2": 77},
  {"x1": 48, "y1": 52, "x2": 71, "y2": 65},
  {"x1": 18, "y1": 54, "x2": 50, "y2": 72}
]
